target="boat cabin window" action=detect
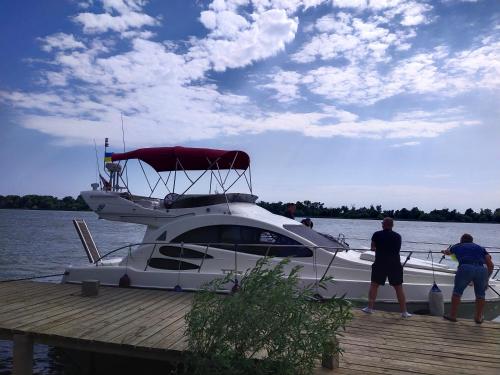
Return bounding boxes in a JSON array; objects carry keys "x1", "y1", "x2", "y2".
[
  {"x1": 172, "y1": 225, "x2": 312, "y2": 257},
  {"x1": 283, "y1": 225, "x2": 346, "y2": 251},
  {"x1": 147, "y1": 258, "x2": 199, "y2": 270},
  {"x1": 156, "y1": 231, "x2": 167, "y2": 241},
  {"x1": 159, "y1": 246, "x2": 213, "y2": 259}
]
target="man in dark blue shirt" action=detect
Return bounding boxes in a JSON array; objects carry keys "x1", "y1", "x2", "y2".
[
  {"x1": 362, "y1": 217, "x2": 411, "y2": 318},
  {"x1": 442, "y1": 233, "x2": 494, "y2": 323}
]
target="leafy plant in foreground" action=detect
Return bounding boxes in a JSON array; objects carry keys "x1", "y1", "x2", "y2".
[{"x1": 184, "y1": 258, "x2": 352, "y2": 375}]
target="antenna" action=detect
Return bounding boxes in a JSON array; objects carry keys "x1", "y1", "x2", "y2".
[
  {"x1": 121, "y1": 113, "x2": 129, "y2": 186},
  {"x1": 121, "y1": 113, "x2": 126, "y2": 153},
  {"x1": 104, "y1": 138, "x2": 110, "y2": 177},
  {"x1": 93, "y1": 139, "x2": 101, "y2": 186}
]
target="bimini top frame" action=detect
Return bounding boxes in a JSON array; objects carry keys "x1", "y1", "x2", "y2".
[{"x1": 104, "y1": 146, "x2": 253, "y2": 200}]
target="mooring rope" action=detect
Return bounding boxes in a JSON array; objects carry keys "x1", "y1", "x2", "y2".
[
  {"x1": 343, "y1": 237, "x2": 500, "y2": 250},
  {"x1": 0, "y1": 273, "x2": 65, "y2": 283}
]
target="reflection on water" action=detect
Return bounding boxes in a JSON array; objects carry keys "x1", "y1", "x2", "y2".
[{"x1": 0, "y1": 209, "x2": 499, "y2": 373}]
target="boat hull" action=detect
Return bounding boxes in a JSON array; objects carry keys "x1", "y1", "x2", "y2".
[{"x1": 62, "y1": 265, "x2": 500, "y2": 320}]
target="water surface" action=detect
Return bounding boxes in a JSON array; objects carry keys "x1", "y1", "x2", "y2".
[{"x1": 1, "y1": 209, "x2": 499, "y2": 373}]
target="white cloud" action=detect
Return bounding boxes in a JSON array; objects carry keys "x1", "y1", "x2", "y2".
[
  {"x1": 391, "y1": 141, "x2": 420, "y2": 147},
  {"x1": 101, "y1": 0, "x2": 143, "y2": 14},
  {"x1": 296, "y1": 34, "x2": 500, "y2": 105},
  {"x1": 0, "y1": 0, "x2": 496, "y2": 149},
  {"x1": 192, "y1": 8, "x2": 298, "y2": 72},
  {"x1": 39, "y1": 33, "x2": 85, "y2": 52},
  {"x1": 259, "y1": 70, "x2": 302, "y2": 102},
  {"x1": 292, "y1": 11, "x2": 415, "y2": 64},
  {"x1": 74, "y1": 11, "x2": 158, "y2": 34}
]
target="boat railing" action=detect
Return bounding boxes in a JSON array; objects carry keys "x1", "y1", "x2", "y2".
[{"x1": 94, "y1": 242, "x2": 500, "y2": 279}]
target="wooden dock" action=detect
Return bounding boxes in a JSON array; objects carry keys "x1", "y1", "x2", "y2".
[{"x1": 0, "y1": 281, "x2": 499, "y2": 375}]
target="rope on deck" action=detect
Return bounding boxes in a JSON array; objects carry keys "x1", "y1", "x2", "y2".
[{"x1": 0, "y1": 273, "x2": 65, "y2": 283}]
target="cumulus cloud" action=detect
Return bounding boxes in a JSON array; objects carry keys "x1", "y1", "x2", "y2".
[
  {"x1": 295, "y1": 34, "x2": 500, "y2": 105},
  {"x1": 39, "y1": 33, "x2": 85, "y2": 52},
  {"x1": 192, "y1": 7, "x2": 298, "y2": 72},
  {"x1": 74, "y1": 11, "x2": 158, "y2": 34},
  {"x1": 73, "y1": 0, "x2": 159, "y2": 34},
  {"x1": 0, "y1": 0, "x2": 497, "y2": 148},
  {"x1": 292, "y1": 6, "x2": 419, "y2": 64},
  {"x1": 258, "y1": 70, "x2": 302, "y2": 102}
]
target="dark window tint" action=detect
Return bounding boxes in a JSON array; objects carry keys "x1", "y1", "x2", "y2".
[
  {"x1": 173, "y1": 226, "x2": 220, "y2": 244},
  {"x1": 172, "y1": 225, "x2": 312, "y2": 257},
  {"x1": 156, "y1": 231, "x2": 167, "y2": 241},
  {"x1": 148, "y1": 258, "x2": 199, "y2": 270},
  {"x1": 159, "y1": 246, "x2": 213, "y2": 259},
  {"x1": 283, "y1": 225, "x2": 346, "y2": 250}
]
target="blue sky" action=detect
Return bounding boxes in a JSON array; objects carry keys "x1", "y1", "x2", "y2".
[{"x1": 1, "y1": 0, "x2": 499, "y2": 210}]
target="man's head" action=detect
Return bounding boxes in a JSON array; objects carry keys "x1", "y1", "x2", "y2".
[
  {"x1": 382, "y1": 217, "x2": 394, "y2": 230},
  {"x1": 460, "y1": 233, "x2": 473, "y2": 243}
]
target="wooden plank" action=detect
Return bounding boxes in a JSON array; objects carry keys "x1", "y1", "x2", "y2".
[
  {"x1": 86, "y1": 292, "x2": 190, "y2": 343},
  {"x1": 341, "y1": 343, "x2": 500, "y2": 372},
  {"x1": 339, "y1": 348, "x2": 499, "y2": 375},
  {"x1": 340, "y1": 336, "x2": 500, "y2": 363},
  {"x1": 345, "y1": 325, "x2": 500, "y2": 349},
  {"x1": 336, "y1": 359, "x2": 429, "y2": 375},
  {"x1": 39, "y1": 288, "x2": 165, "y2": 338},
  {"x1": 133, "y1": 304, "x2": 190, "y2": 349},
  {"x1": 352, "y1": 310, "x2": 500, "y2": 329},
  {"x1": 0, "y1": 283, "x2": 77, "y2": 313},
  {"x1": 0, "y1": 287, "x2": 143, "y2": 330},
  {"x1": 16, "y1": 288, "x2": 147, "y2": 332},
  {"x1": 350, "y1": 314, "x2": 500, "y2": 337},
  {"x1": 109, "y1": 293, "x2": 192, "y2": 345},
  {"x1": 153, "y1": 319, "x2": 188, "y2": 349},
  {"x1": 1, "y1": 281, "x2": 499, "y2": 375},
  {"x1": 347, "y1": 318, "x2": 500, "y2": 343}
]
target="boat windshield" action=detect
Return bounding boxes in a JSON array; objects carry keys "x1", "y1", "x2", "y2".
[{"x1": 283, "y1": 225, "x2": 346, "y2": 251}]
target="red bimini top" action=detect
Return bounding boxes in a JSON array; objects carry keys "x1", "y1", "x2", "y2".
[{"x1": 111, "y1": 146, "x2": 250, "y2": 172}]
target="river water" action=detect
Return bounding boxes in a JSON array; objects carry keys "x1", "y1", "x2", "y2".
[{"x1": 1, "y1": 209, "x2": 499, "y2": 373}]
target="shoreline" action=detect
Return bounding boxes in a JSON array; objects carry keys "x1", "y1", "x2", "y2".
[{"x1": 1, "y1": 207, "x2": 500, "y2": 225}]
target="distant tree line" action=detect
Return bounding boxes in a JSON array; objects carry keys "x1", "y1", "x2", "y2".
[
  {"x1": 0, "y1": 195, "x2": 89, "y2": 211},
  {"x1": 257, "y1": 200, "x2": 500, "y2": 223},
  {"x1": 1, "y1": 195, "x2": 499, "y2": 223}
]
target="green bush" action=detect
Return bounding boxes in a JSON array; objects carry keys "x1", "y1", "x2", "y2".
[{"x1": 184, "y1": 258, "x2": 352, "y2": 375}]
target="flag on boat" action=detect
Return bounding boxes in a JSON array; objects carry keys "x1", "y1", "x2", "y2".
[{"x1": 104, "y1": 152, "x2": 113, "y2": 163}]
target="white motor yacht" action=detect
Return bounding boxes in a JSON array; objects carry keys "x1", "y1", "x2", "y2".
[{"x1": 63, "y1": 145, "x2": 500, "y2": 319}]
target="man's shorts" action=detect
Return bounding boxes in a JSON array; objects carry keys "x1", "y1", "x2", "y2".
[
  {"x1": 371, "y1": 262, "x2": 403, "y2": 286},
  {"x1": 453, "y1": 263, "x2": 488, "y2": 299}
]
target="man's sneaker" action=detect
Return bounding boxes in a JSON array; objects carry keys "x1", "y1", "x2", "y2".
[
  {"x1": 401, "y1": 311, "x2": 412, "y2": 318},
  {"x1": 361, "y1": 307, "x2": 373, "y2": 314}
]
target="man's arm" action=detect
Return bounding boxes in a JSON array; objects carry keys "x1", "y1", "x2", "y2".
[
  {"x1": 485, "y1": 254, "x2": 494, "y2": 277},
  {"x1": 441, "y1": 245, "x2": 452, "y2": 256},
  {"x1": 371, "y1": 240, "x2": 376, "y2": 252}
]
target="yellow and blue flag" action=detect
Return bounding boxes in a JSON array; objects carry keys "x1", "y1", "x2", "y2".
[{"x1": 104, "y1": 152, "x2": 113, "y2": 163}]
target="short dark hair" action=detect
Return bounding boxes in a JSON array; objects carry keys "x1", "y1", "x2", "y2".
[{"x1": 460, "y1": 233, "x2": 473, "y2": 243}]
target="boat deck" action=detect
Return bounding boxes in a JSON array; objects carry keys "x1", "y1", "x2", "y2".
[{"x1": 0, "y1": 281, "x2": 499, "y2": 374}]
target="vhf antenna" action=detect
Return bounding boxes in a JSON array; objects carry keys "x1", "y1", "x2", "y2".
[
  {"x1": 104, "y1": 137, "x2": 109, "y2": 177},
  {"x1": 121, "y1": 113, "x2": 129, "y2": 186},
  {"x1": 93, "y1": 139, "x2": 101, "y2": 186}
]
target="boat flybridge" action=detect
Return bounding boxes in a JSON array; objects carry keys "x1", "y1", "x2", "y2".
[{"x1": 63, "y1": 146, "x2": 500, "y2": 318}]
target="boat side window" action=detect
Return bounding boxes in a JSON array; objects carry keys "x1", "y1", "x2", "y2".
[
  {"x1": 159, "y1": 246, "x2": 213, "y2": 259},
  {"x1": 147, "y1": 258, "x2": 199, "y2": 270},
  {"x1": 172, "y1": 225, "x2": 312, "y2": 257},
  {"x1": 156, "y1": 231, "x2": 167, "y2": 241},
  {"x1": 172, "y1": 226, "x2": 220, "y2": 244}
]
